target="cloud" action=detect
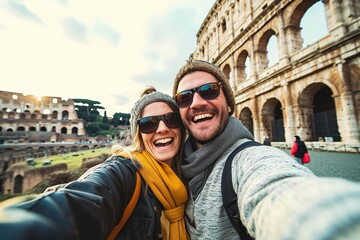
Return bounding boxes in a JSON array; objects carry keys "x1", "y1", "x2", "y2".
[
  {"x1": 56, "y1": 0, "x2": 68, "y2": 6},
  {"x1": 6, "y1": 0, "x2": 43, "y2": 25},
  {"x1": 62, "y1": 17, "x2": 88, "y2": 43},
  {"x1": 113, "y1": 94, "x2": 130, "y2": 107},
  {"x1": 94, "y1": 19, "x2": 121, "y2": 46},
  {"x1": 132, "y1": 6, "x2": 199, "y2": 93}
]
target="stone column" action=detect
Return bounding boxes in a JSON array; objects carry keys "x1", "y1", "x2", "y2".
[
  {"x1": 283, "y1": 82, "x2": 296, "y2": 143},
  {"x1": 329, "y1": 0, "x2": 347, "y2": 39},
  {"x1": 277, "y1": 8, "x2": 290, "y2": 65}
]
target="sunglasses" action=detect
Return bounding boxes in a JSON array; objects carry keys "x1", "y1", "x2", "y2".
[
  {"x1": 174, "y1": 82, "x2": 222, "y2": 108},
  {"x1": 137, "y1": 112, "x2": 182, "y2": 134}
]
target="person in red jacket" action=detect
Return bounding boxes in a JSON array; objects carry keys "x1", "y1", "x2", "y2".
[{"x1": 290, "y1": 135, "x2": 308, "y2": 164}]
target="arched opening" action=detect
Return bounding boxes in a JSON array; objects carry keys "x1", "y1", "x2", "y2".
[
  {"x1": 13, "y1": 175, "x2": 24, "y2": 194},
  {"x1": 300, "y1": 1, "x2": 328, "y2": 47},
  {"x1": 62, "y1": 111, "x2": 69, "y2": 120},
  {"x1": 72, "y1": 127, "x2": 78, "y2": 135},
  {"x1": 17, "y1": 126, "x2": 26, "y2": 131},
  {"x1": 272, "y1": 102, "x2": 285, "y2": 141},
  {"x1": 257, "y1": 29, "x2": 277, "y2": 70},
  {"x1": 313, "y1": 87, "x2": 340, "y2": 141},
  {"x1": 223, "y1": 64, "x2": 231, "y2": 82},
  {"x1": 239, "y1": 107, "x2": 254, "y2": 135},
  {"x1": 262, "y1": 98, "x2": 285, "y2": 142},
  {"x1": 236, "y1": 50, "x2": 251, "y2": 83},
  {"x1": 61, "y1": 127, "x2": 67, "y2": 134}
]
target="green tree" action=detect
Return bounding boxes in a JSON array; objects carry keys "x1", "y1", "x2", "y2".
[{"x1": 73, "y1": 99, "x2": 105, "y2": 123}]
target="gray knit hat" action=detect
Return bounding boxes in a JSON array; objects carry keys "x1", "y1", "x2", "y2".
[
  {"x1": 173, "y1": 60, "x2": 235, "y2": 115},
  {"x1": 130, "y1": 87, "x2": 179, "y2": 138}
]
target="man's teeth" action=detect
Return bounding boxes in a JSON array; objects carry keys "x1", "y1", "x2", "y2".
[
  {"x1": 154, "y1": 138, "x2": 172, "y2": 145},
  {"x1": 193, "y1": 113, "x2": 213, "y2": 122}
]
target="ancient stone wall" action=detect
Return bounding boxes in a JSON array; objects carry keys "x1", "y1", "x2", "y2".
[{"x1": 192, "y1": 0, "x2": 360, "y2": 148}]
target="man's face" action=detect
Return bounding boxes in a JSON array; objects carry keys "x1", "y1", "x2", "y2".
[{"x1": 176, "y1": 71, "x2": 231, "y2": 148}]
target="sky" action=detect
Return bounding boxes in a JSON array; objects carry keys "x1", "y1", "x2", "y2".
[
  {"x1": 0, "y1": 0, "x2": 215, "y2": 116},
  {"x1": 0, "y1": 0, "x2": 326, "y2": 117}
]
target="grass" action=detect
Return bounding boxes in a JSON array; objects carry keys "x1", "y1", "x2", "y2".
[{"x1": 24, "y1": 147, "x2": 112, "y2": 170}]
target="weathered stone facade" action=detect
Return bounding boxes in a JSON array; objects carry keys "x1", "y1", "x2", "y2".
[
  {"x1": 192, "y1": 0, "x2": 360, "y2": 150},
  {"x1": 0, "y1": 90, "x2": 86, "y2": 143}
]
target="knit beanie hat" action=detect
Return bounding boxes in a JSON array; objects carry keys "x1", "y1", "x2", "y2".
[
  {"x1": 173, "y1": 59, "x2": 235, "y2": 116},
  {"x1": 130, "y1": 87, "x2": 179, "y2": 138}
]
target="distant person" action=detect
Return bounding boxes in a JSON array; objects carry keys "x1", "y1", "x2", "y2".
[
  {"x1": 263, "y1": 136, "x2": 271, "y2": 146},
  {"x1": 290, "y1": 135, "x2": 308, "y2": 164},
  {"x1": 0, "y1": 87, "x2": 189, "y2": 240},
  {"x1": 172, "y1": 59, "x2": 360, "y2": 240}
]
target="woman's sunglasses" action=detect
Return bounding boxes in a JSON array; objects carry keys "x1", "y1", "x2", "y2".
[
  {"x1": 174, "y1": 82, "x2": 222, "y2": 108},
  {"x1": 137, "y1": 112, "x2": 181, "y2": 134}
]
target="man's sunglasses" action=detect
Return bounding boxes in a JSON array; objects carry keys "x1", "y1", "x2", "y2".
[
  {"x1": 137, "y1": 112, "x2": 182, "y2": 134},
  {"x1": 174, "y1": 82, "x2": 222, "y2": 108}
]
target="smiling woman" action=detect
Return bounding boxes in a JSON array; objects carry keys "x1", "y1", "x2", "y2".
[{"x1": 0, "y1": 86, "x2": 189, "y2": 240}]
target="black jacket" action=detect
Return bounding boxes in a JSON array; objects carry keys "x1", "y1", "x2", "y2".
[
  {"x1": 294, "y1": 140, "x2": 308, "y2": 158},
  {"x1": 0, "y1": 156, "x2": 163, "y2": 240}
]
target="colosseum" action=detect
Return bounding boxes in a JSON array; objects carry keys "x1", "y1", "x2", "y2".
[
  {"x1": 191, "y1": 0, "x2": 360, "y2": 151},
  {"x1": 0, "y1": 90, "x2": 85, "y2": 142}
]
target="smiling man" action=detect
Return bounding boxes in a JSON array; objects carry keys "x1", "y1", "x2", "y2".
[{"x1": 172, "y1": 59, "x2": 360, "y2": 240}]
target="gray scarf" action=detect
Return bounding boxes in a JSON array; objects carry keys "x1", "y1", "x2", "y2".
[{"x1": 182, "y1": 116, "x2": 254, "y2": 199}]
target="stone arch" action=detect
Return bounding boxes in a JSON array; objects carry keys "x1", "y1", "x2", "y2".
[
  {"x1": 72, "y1": 127, "x2": 78, "y2": 135},
  {"x1": 257, "y1": 28, "x2": 277, "y2": 71},
  {"x1": 222, "y1": 64, "x2": 231, "y2": 80},
  {"x1": 62, "y1": 110, "x2": 69, "y2": 120},
  {"x1": 13, "y1": 175, "x2": 24, "y2": 193},
  {"x1": 61, "y1": 127, "x2": 67, "y2": 134},
  {"x1": 17, "y1": 126, "x2": 26, "y2": 131},
  {"x1": 236, "y1": 50, "x2": 250, "y2": 83},
  {"x1": 239, "y1": 107, "x2": 254, "y2": 136},
  {"x1": 52, "y1": 111, "x2": 58, "y2": 120},
  {"x1": 299, "y1": 83, "x2": 340, "y2": 141},
  {"x1": 80, "y1": 145, "x2": 90, "y2": 151},
  {"x1": 287, "y1": 0, "x2": 320, "y2": 53},
  {"x1": 40, "y1": 126, "x2": 47, "y2": 132},
  {"x1": 261, "y1": 98, "x2": 285, "y2": 142}
]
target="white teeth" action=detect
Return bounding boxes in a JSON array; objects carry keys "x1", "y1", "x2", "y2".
[
  {"x1": 193, "y1": 113, "x2": 213, "y2": 122},
  {"x1": 154, "y1": 138, "x2": 172, "y2": 145}
]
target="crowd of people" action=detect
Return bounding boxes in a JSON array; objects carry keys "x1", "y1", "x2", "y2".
[{"x1": 1, "y1": 59, "x2": 360, "y2": 240}]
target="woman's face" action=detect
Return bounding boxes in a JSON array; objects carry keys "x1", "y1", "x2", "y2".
[{"x1": 140, "y1": 102, "x2": 181, "y2": 166}]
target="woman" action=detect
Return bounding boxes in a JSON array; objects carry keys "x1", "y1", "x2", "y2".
[
  {"x1": 0, "y1": 87, "x2": 189, "y2": 240},
  {"x1": 290, "y1": 135, "x2": 308, "y2": 164}
]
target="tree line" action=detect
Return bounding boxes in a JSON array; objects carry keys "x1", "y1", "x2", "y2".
[{"x1": 73, "y1": 98, "x2": 130, "y2": 137}]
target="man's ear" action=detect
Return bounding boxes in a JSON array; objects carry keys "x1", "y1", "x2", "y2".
[{"x1": 228, "y1": 105, "x2": 231, "y2": 114}]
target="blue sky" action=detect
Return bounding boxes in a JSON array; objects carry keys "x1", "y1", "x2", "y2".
[{"x1": 0, "y1": 0, "x2": 326, "y2": 116}]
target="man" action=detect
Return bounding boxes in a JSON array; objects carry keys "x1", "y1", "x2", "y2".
[{"x1": 172, "y1": 59, "x2": 360, "y2": 240}]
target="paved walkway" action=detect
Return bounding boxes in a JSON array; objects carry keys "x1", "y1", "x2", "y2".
[{"x1": 282, "y1": 150, "x2": 360, "y2": 182}]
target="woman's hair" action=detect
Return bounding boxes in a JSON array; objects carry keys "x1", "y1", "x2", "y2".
[{"x1": 111, "y1": 86, "x2": 186, "y2": 177}]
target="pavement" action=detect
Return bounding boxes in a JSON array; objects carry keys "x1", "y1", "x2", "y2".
[{"x1": 282, "y1": 150, "x2": 360, "y2": 182}]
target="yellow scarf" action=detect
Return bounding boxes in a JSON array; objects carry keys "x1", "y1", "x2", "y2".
[{"x1": 132, "y1": 150, "x2": 189, "y2": 240}]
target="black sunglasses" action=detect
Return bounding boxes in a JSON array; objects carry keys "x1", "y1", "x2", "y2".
[
  {"x1": 137, "y1": 112, "x2": 181, "y2": 134},
  {"x1": 174, "y1": 82, "x2": 222, "y2": 108}
]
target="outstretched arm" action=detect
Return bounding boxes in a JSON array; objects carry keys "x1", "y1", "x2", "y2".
[{"x1": 0, "y1": 156, "x2": 138, "y2": 240}]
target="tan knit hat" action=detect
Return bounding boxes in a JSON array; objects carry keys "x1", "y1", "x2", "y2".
[{"x1": 173, "y1": 60, "x2": 235, "y2": 115}]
